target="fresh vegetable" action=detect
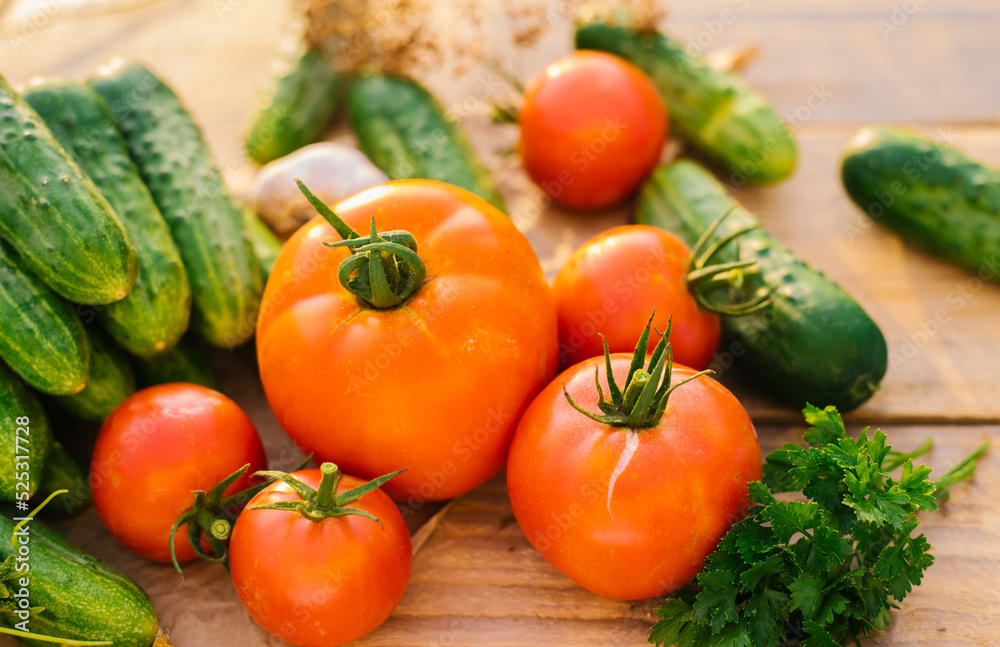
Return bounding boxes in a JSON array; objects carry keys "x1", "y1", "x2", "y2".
[
  {"x1": 89, "y1": 61, "x2": 262, "y2": 348},
  {"x1": 252, "y1": 142, "x2": 388, "y2": 235},
  {"x1": 90, "y1": 383, "x2": 267, "y2": 563},
  {"x1": 519, "y1": 51, "x2": 667, "y2": 209},
  {"x1": 0, "y1": 74, "x2": 138, "y2": 305},
  {"x1": 841, "y1": 125, "x2": 1000, "y2": 280},
  {"x1": 349, "y1": 75, "x2": 506, "y2": 212},
  {"x1": 0, "y1": 514, "x2": 160, "y2": 647},
  {"x1": 35, "y1": 442, "x2": 91, "y2": 515},
  {"x1": 257, "y1": 180, "x2": 557, "y2": 501},
  {"x1": 507, "y1": 315, "x2": 761, "y2": 600},
  {"x1": 48, "y1": 326, "x2": 135, "y2": 423},
  {"x1": 650, "y1": 405, "x2": 989, "y2": 646},
  {"x1": 131, "y1": 334, "x2": 219, "y2": 391},
  {"x1": 553, "y1": 225, "x2": 720, "y2": 369},
  {"x1": 0, "y1": 238, "x2": 90, "y2": 395},
  {"x1": 242, "y1": 207, "x2": 283, "y2": 284},
  {"x1": 0, "y1": 360, "x2": 52, "y2": 502},
  {"x1": 245, "y1": 45, "x2": 346, "y2": 165},
  {"x1": 230, "y1": 463, "x2": 411, "y2": 647},
  {"x1": 636, "y1": 160, "x2": 887, "y2": 411},
  {"x1": 576, "y1": 19, "x2": 797, "y2": 184},
  {"x1": 24, "y1": 77, "x2": 192, "y2": 357}
]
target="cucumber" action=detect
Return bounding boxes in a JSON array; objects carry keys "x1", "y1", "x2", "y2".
[
  {"x1": 48, "y1": 326, "x2": 135, "y2": 423},
  {"x1": 575, "y1": 20, "x2": 797, "y2": 184},
  {"x1": 348, "y1": 74, "x2": 506, "y2": 212},
  {"x1": 245, "y1": 45, "x2": 346, "y2": 165},
  {"x1": 0, "y1": 74, "x2": 138, "y2": 305},
  {"x1": 35, "y1": 442, "x2": 91, "y2": 516},
  {"x1": 24, "y1": 78, "x2": 192, "y2": 357},
  {"x1": 0, "y1": 239, "x2": 90, "y2": 396},
  {"x1": 0, "y1": 361, "x2": 52, "y2": 502},
  {"x1": 242, "y1": 207, "x2": 283, "y2": 285},
  {"x1": 0, "y1": 515, "x2": 159, "y2": 647},
  {"x1": 636, "y1": 160, "x2": 887, "y2": 411},
  {"x1": 841, "y1": 125, "x2": 1000, "y2": 280},
  {"x1": 89, "y1": 61, "x2": 262, "y2": 349},
  {"x1": 132, "y1": 334, "x2": 219, "y2": 391}
]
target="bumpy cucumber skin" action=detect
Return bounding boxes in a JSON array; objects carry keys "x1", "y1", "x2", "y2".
[
  {"x1": 24, "y1": 79, "x2": 192, "y2": 357},
  {"x1": 0, "y1": 361, "x2": 52, "y2": 502},
  {"x1": 636, "y1": 160, "x2": 887, "y2": 412},
  {"x1": 575, "y1": 21, "x2": 797, "y2": 184},
  {"x1": 0, "y1": 515, "x2": 158, "y2": 647},
  {"x1": 245, "y1": 46, "x2": 346, "y2": 165},
  {"x1": 0, "y1": 75, "x2": 138, "y2": 305},
  {"x1": 89, "y1": 62, "x2": 262, "y2": 348},
  {"x1": 0, "y1": 239, "x2": 90, "y2": 396},
  {"x1": 242, "y1": 207, "x2": 283, "y2": 285},
  {"x1": 132, "y1": 334, "x2": 220, "y2": 391},
  {"x1": 841, "y1": 125, "x2": 1000, "y2": 278},
  {"x1": 349, "y1": 75, "x2": 507, "y2": 212},
  {"x1": 48, "y1": 326, "x2": 135, "y2": 423}
]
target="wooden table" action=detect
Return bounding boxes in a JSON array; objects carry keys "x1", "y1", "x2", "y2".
[{"x1": 1, "y1": 0, "x2": 998, "y2": 645}]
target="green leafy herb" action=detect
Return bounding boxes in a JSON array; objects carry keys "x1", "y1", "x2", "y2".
[{"x1": 649, "y1": 404, "x2": 989, "y2": 647}]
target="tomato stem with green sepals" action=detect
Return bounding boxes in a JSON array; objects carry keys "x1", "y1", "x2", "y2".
[{"x1": 296, "y1": 180, "x2": 427, "y2": 309}]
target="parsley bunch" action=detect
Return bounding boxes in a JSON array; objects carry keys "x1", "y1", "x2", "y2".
[{"x1": 649, "y1": 404, "x2": 988, "y2": 647}]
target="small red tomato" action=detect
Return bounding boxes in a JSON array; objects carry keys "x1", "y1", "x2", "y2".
[
  {"x1": 90, "y1": 383, "x2": 267, "y2": 563},
  {"x1": 507, "y1": 319, "x2": 761, "y2": 600},
  {"x1": 553, "y1": 225, "x2": 720, "y2": 369},
  {"x1": 229, "y1": 464, "x2": 412, "y2": 647},
  {"x1": 519, "y1": 50, "x2": 667, "y2": 210}
]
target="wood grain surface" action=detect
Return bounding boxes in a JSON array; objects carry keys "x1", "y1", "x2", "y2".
[{"x1": 0, "y1": 0, "x2": 998, "y2": 645}]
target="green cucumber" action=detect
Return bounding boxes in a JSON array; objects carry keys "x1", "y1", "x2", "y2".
[
  {"x1": 841, "y1": 125, "x2": 1000, "y2": 280},
  {"x1": 24, "y1": 78, "x2": 192, "y2": 357},
  {"x1": 132, "y1": 334, "x2": 219, "y2": 391},
  {"x1": 35, "y1": 442, "x2": 91, "y2": 516},
  {"x1": 349, "y1": 74, "x2": 506, "y2": 212},
  {"x1": 48, "y1": 326, "x2": 134, "y2": 423},
  {"x1": 576, "y1": 20, "x2": 797, "y2": 184},
  {"x1": 0, "y1": 239, "x2": 90, "y2": 396},
  {"x1": 89, "y1": 61, "x2": 262, "y2": 349},
  {"x1": 636, "y1": 160, "x2": 887, "y2": 411},
  {"x1": 245, "y1": 45, "x2": 346, "y2": 165},
  {"x1": 0, "y1": 515, "x2": 159, "y2": 647},
  {"x1": 243, "y1": 207, "x2": 283, "y2": 285},
  {"x1": 0, "y1": 74, "x2": 138, "y2": 305},
  {"x1": 0, "y1": 361, "x2": 52, "y2": 502}
]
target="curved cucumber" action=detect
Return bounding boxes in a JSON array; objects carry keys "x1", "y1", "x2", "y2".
[
  {"x1": 636, "y1": 160, "x2": 887, "y2": 411},
  {"x1": 24, "y1": 78, "x2": 192, "y2": 357},
  {"x1": 0, "y1": 361, "x2": 52, "y2": 502},
  {"x1": 48, "y1": 326, "x2": 135, "y2": 423},
  {"x1": 349, "y1": 74, "x2": 506, "y2": 212},
  {"x1": 243, "y1": 207, "x2": 283, "y2": 285},
  {"x1": 132, "y1": 334, "x2": 219, "y2": 391},
  {"x1": 35, "y1": 442, "x2": 91, "y2": 516},
  {"x1": 0, "y1": 74, "x2": 138, "y2": 305},
  {"x1": 0, "y1": 239, "x2": 90, "y2": 396},
  {"x1": 0, "y1": 515, "x2": 159, "y2": 647},
  {"x1": 841, "y1": 125, "x2": 1000, "y2": 280},
  {"x1": 245, "y1": 45, "x2": 346, "y2": 165},
  {"x1": 89, "y1": 61, "x2": 262, "y2": 348},
  {"x1": 576, "y1": 20, "x2": 796, "y2": 184}
]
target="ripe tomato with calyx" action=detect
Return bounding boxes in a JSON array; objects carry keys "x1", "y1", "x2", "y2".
[
  {"x1": 519, "y1": 50, "x2": 667, "y2": 210},
  {"x1": 256, "y1": 179, "x2": 558, "y2": 502},
  {"x1": 507, "y1": 315, "x2": 762, "y2": 600},
  {"x1": 229, "y1": 463, "x2": 411, "y2": 647}
]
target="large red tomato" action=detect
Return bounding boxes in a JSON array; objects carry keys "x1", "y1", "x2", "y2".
[
  {"x1": 257, "y1": 180, "x2": 557, "y2": 502},
  {"x1": 553, "y1": 225, "x2": 721, "y2": 369},
  {"x1": 90, "y1": 383, "x2": 267, "y2": 563},
  {"x1": 507, "y1": 324, "x2": 761, "y2": 600},
  {"x1": 519, "y1": 50, "x2": 667, "y2": 210}
]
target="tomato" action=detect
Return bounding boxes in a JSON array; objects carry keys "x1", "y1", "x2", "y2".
[
  {"x1": 506, "y1": 323, "x2": 761, "y2": 600},
  {"x1": 229, "y1": 464, "x2": 411, "y2": 647},
  {"x1": 553, "y1": 225, "x2": 720, "y2": 369},
  {"x1": 257, "y1": 180, "x2": 557, "y2": 503},
  {"x1": 518, "y1": 50, "x2": 667, "y2": 210},
  {"x1": 90, "y1": 383, "x2": 267, "y2": 563}
]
